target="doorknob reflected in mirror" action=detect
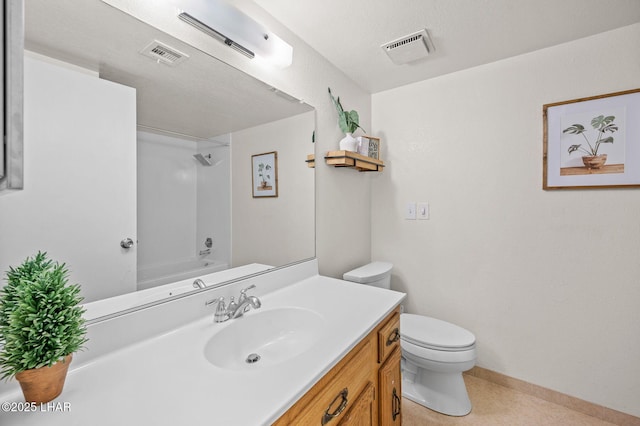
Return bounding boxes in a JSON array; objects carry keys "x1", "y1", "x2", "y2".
[{"x1": 120, "y1": 238, "x2": 135, "y2": 249}]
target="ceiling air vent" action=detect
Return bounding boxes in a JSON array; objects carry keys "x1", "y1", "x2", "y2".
[
  {"x1": 140, "y1": 40, "x2": 189, "y2": 66},
  {"x1": 381, "y1": 29, "x2": 432, "y2": 65}
]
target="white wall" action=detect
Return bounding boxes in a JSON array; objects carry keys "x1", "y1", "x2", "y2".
[
  {"x1": 231, "y1": 111, "x2": 315, "y2": 266},
  {"x1": 372, "y1": 24, "x2": 640, "y2": 416},
  {"x1": 0, "y1": 53, "x2": 137, "y2": 303},
  {"x1": 228, "y1": 0, "x2": 373, "y2": 278}
]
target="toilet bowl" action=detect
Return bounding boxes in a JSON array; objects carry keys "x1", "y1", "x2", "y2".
[
  {"x1": 343, "y1": 262, "x2": 476, "y2": 416},
  {"x1": 400, "y1": 313, "x2": 476, "y2": 416}
]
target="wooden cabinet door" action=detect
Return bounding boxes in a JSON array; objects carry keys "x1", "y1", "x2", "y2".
[
  {"x1": 378, "y1": 348, "x2": 402, "y2": 425},
  {"x1": 338, "y1": 382, "x2": 376, "y2": 426}
]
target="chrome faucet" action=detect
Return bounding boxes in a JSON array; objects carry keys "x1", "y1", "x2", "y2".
[
  {"x1": 205, "y1": 285, "x2": 261, "y2": 323},
  {"x1": 229, "y1": 285, "x2": 261, "y2": 319},
  {"x1": 193, "y1": 279, "x2": 206, "y2": 289}
]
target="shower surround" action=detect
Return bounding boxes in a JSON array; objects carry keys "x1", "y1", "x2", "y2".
[{"x1": 137, "y1": 130, "x2": 231, "y2": 290}]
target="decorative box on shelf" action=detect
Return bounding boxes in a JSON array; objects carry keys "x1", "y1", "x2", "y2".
[{"x1": 357, "y1": 135, "x2": 380, "y2": 160}]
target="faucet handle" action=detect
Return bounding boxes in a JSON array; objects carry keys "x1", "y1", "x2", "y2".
[
  {"x1": 205, "y1": 296, "x2": 225, "y2": 308},
  {"x1": 238, "y1": 284, "x2": 256, "y2": 301},
  {"x1": 205, "y1": 297, "x2": 229, "y2": 323}
]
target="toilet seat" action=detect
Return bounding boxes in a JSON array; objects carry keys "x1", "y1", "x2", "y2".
[
  {"x1": 401, "y1": 314, "x2": 475, "y2": 351},
  {"x1": 402, "y1": 339, "x2": 477, "y2": 365}
]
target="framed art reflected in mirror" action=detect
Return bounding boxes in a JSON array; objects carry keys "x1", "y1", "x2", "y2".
[{"x1": 252, "y1": 152, "x2": 278, "y2": 198}]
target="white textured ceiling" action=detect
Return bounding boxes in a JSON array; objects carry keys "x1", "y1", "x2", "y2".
[
  {"x1": 255, "y1": 0, "x2": 640, "y2": 93},
  {"x1": 25, "y1": 0, "x2": 311, "y2": 140}
]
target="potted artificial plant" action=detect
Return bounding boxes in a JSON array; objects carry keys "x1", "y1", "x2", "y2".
[
  {"x1": 0, "y1": 252, "x2": 87, "y2": 403},
  {"x1": 328, "y1": 87, "x2": 366, "y2": 152},
  {"x1": 563, "y1": 114, "x2": 618, "y2": 169}
]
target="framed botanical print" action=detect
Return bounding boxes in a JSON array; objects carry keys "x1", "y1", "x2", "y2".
[
  {"x1": 252, "y1": 151, "x2": 278, "y2": 197},
  {"x1": 543, "y1": 88, "x2": 640, "y2": 189}
]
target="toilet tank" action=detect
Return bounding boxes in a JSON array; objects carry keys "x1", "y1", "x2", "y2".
[{"x1": 343, "y1": 262, "x2": 393, "y2": 289}]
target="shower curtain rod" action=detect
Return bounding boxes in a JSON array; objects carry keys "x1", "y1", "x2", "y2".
[{"x1": 137, "y1": 125, "x2": 230, "y2": 146}]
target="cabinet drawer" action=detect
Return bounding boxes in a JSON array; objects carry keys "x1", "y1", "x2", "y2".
[
  {"x1": 293, "y1": 338, "x2": 374, "y2": 426},
  {"x1": 378, "y1": 311, "x2": 400, "y2": 363}
]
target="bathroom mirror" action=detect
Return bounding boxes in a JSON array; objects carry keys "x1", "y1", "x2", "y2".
[{"x1": 0, "y1": 0, "x2": 315, "y2": 319}]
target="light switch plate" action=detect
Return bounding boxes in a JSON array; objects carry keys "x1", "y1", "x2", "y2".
[
  {"x1": 405, "y1": 202, "x2": 417, "y2": 220},
  {"x1": 417, "y1": 202, "x2": 429, "y2": 220}
]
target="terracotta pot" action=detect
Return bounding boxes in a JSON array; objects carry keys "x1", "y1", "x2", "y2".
[
  {"x1": 15, "y1": 355, "x2": 72, "y2": 403},
  {"x1": 582, "y1": 154, "x2": 607, "y2": 169}
]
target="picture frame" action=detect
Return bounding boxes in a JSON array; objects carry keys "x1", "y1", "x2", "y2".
[
  {"x1": 251, "y1": 151, "x2": 278, "y2": 198},
  {"x1": 543, "y1": 88, "x2": 640, "y2": 190},
  {"x1": 357, "y1": 135, "x2": 381, "y2": 160}
]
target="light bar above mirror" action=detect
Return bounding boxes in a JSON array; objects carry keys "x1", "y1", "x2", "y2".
[{"x1": 175, "y1": 0, "x2": 293, "y2": 68}]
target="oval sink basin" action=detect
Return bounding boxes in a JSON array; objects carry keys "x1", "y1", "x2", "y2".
[{"x1": 204, "y1": 307, "x2": 326, "y2": 370}]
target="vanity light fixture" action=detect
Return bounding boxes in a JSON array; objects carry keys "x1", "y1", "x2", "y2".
[
  {"x1": 178, "y1": 11, "x2": 254, "y2": 59},
  {"x1": 176, "y1": 0, "x2": 293, "y2": 68}
]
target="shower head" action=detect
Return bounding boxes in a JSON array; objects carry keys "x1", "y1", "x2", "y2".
[{"x1": 193, "y1": 153, "x2": 212, "y2": 166}]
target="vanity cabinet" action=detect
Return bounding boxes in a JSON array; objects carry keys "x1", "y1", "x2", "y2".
[{"x1": 273, "y1": 307, "x2": 401, "y2": 425}]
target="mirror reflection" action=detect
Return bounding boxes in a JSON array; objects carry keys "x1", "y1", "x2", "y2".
[{"x1": 0, "y1": 0, "x2": 314, "y2": 318}]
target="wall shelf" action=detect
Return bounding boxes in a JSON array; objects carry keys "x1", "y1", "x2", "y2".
[
  {"x1": 324, "y1": 150, "x2": 385, "y2": 172},
  {"x1": 305, "y1": 154, "x2": 315, "y2": 168}
]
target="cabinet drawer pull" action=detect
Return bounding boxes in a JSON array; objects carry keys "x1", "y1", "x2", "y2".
[
  {"x1": 321, "y1": 388, "x2": 349, "y2": 425},
  {"x1": 386, "y1": 328, "x2": 400, "y2": 346},
  {"x1": 392, "y1": 387, "x2": 401, "y2": 421}
]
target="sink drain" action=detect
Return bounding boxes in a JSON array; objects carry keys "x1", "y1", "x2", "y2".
[{"x1": 246, "y1": 353, "x2": 261, "y2": 364}]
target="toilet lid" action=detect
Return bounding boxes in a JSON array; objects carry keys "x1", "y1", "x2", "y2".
[
  {"x1": 400, "y1": 314, "x2": 475, "y2": 350},
  {"x1": 343, "y1": 261, "x2": 393, "y2": 284}
]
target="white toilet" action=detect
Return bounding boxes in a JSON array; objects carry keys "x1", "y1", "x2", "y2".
[{"x1": 343, "y1": 261, "x2": 476, "y2": 416}]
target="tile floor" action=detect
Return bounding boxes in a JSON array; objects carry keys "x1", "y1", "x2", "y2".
[{"x1": 402, "y1": 375, "x2": 622, "y2": 426}]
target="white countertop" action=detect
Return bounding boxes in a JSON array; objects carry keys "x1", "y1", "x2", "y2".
[{"x1": 0, "y1": 275, "x2": 405, "y2": 426}]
